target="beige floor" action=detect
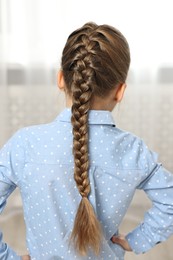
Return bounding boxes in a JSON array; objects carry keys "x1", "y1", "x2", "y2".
[{"x1": 0, "y1": 83, "x2": 173, "y2": 259}]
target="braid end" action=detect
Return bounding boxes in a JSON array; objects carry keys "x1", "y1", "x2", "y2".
[{"x1": 70, "y1": 197, "x2": 102, "y2": 256}]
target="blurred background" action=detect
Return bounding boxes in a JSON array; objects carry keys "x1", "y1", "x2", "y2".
[{"x1": 0, "y1": 0, "x2": 173, "y2": 259}]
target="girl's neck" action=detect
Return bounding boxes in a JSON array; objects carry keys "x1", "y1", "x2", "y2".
[{"x1": 65, "y1": 94, "x2": 116, "y2": 112}]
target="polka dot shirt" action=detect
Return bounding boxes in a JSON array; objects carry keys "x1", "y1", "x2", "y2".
[{"x1": 0, "y1": 108, "x2": 173, "y2": 260}]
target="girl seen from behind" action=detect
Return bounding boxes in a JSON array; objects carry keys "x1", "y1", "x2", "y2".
[{"x1": 0, "y1": 22, "x2": 173, "y2": 260}]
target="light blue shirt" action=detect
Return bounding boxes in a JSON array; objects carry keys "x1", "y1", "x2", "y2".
[{"x1": 0, "y1": 108, "x2": 173, "y2": 260}]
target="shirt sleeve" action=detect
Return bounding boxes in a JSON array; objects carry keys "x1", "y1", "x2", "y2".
[
  {"x1": 125, "y1": 140, "x2": 173, "y2": 254},
  {"x1": 0, "y1": 130, "x2": 25, "y2": 259}
]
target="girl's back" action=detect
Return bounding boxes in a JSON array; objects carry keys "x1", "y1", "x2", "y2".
[{"x1": 1, "y1": 22, "x2": 173, "y2": 260}]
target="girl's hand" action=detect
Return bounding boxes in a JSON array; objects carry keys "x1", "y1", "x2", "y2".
[
  {"x1": 21, "y1": 255, "x2": 30, "y2": 260},
  {"x1": 111, "y1": 234, "x2": 132, "y2": 251}
]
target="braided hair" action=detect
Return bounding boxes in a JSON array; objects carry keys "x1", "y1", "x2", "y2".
[{"x1": 61, "y1": 22, "x2": 130, "y2": 256}]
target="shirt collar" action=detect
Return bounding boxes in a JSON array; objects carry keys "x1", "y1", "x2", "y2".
[{"x1": 56, "y1": 108, "x2": 116, "y2": 126}]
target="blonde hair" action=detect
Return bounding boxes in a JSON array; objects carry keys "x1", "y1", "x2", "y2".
[{"x1": 61, "y1": 22, "x2": 130, "y2": 256}]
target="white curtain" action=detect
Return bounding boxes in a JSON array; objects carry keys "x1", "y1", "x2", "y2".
[
  {"x1": 0, "y1": 0, "x2": 173, "y2": 149},
  {"x1": 1, "y1": 0, "x2": 173, "y2": 78}
]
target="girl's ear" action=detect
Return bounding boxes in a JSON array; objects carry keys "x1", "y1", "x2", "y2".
[
  {"x1": 115, "y1": 83, "x2": 126, "y2": 103},
  {"x1": 57, "y1": 70, "x2": 66, "y2": 91}
]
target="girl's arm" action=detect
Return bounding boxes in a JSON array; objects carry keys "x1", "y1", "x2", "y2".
[
  {"x1": 21, "y1": 256, "x2": 30, "y2": 260},
  {"x1": 0, "y1": 173, "x2": 21, "y2": 259},
  {"x1": 111, "y1": 234, "x2": 132, "y2": 251},
  {"x1": 0, "y1": 129, "x2": 26, "y2": 259},
  {"x1": 125, "y1": 142, "x2": 173, "y2": 254}
]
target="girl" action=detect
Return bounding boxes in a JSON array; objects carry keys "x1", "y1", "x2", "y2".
[{"x1": 0, "y1": 22, "x2": 173, "y2": 260}]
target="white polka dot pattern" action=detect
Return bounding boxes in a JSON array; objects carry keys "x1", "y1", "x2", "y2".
[{"x1": 0, "y1": 108, "x2": 173, "y2": 259}]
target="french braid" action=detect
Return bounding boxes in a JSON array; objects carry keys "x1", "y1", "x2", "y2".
[
  {"x1": 70, "y1": 34, "x2": 102, "y2": 255},
  {"x1": 61, "y1": 22, "x2": 130, "y2": 256}
]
